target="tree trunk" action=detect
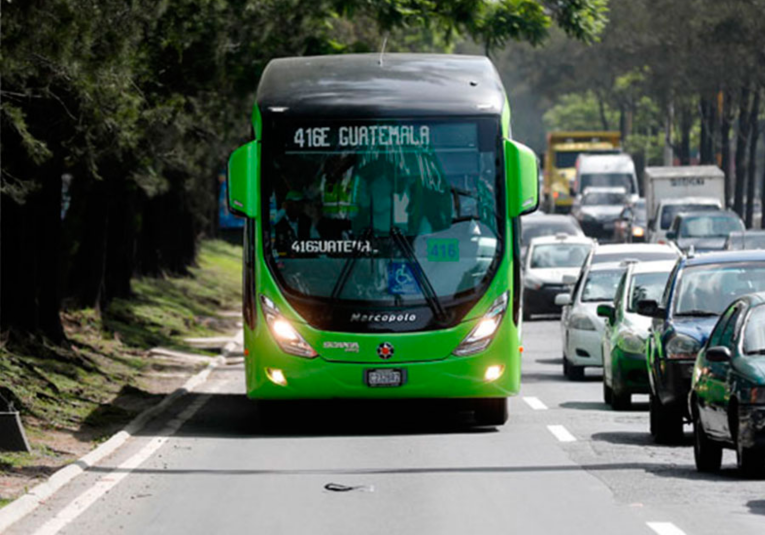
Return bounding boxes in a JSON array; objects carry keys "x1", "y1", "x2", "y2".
[
  {"x1": 746, "y1": 89, "x2": 760, "y2": 228},
  {"x1": 721, "y1": 91, "x2": 733, "y2": 208},
  {"x1": 663, "y1": 100, "x2": 675, "y2": 166},
  {"x1": 0, "y1": 158, "x2": 65, "y2": 342},
  {"x1": 699, "y1": 96, "x2": 716, "y2": 164},
  {"x1": 679, "y1": 105, "x2": 692, "y2": 165},
  {"x1": 104, "y1": 173, "x2": 136, "y2": 301},
  {"x1": 596, "y1": 91, "x2": 610, "y2": 131},
  {"x1": 66, "y1": 177, "x2": 108, "y2": 310},
  {"x1": 734, "y1": 84, "x2": 752, "y2": 219}
]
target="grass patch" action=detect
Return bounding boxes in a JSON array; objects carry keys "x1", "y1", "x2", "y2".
[{"x1": 0, "y1": 239, "x2": 242, "y2": 475}]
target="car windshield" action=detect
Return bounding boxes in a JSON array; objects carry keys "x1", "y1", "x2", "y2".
[
  {"x1": 580, "y1": 173, "x2": 635, "y2": 194},
  {"x1": 530, "y1": 243, "x2": 590, "y2": 268},
  {"x1": 522, "y1": 219, "x2": 581, "y2": 244},
  {"x1": 674, "y1": 263, "x2": 765, "y2": 316},
  {"x1": 592, "y1": 250, "x2": 678, "y2": 264},
  {"x1": 582, "y1": 191, "x2": 626, "y2": 205},
  {"x1": 744, "y1": 306, "x2": 765, "y2": 355},
  {"x1": 679, "y1": 215, "x2": 744, "y2": 238},
  {"x1": 582, "y1": 269, "x2": 625, "y2": 302},
  {"x1": 627, "y1": 271, "x2": 671, "y2": 312},
  {"x1": 660, "y1": 203, "x2": 719, "y2": 229},
  {"x1": 262, "y1": 118, "x2": 503, "y2": 308}
]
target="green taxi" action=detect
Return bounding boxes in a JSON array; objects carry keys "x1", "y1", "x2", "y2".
[{"x1": 690, "y1": 292, "x2": 765, "y2": 476}]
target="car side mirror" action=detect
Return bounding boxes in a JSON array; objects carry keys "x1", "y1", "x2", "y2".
[
  {"x1": 706, "y1": 346, "x2": 732, "y2": 363},
  {"x1": 227, "y1": 141, "x2": 260, "y2": 218},
  {"x1": 505, "y1": 139, "x2": 539, "y2": 217},
  {"x1": 562, "y1": 274, "x2": 578, "y2": 285},
  {"x1": 596, "y1": 304, "x2": 615, "y2": 323},
  {"x1": 637, "y1": 299, "x2": 664, "y2": 319},
  {"x1": 666, "y1": 230, "x2": 677, "y2": 241},
  {"x1": 555, "y1": 294, "x2": 572, "y2": 307}
]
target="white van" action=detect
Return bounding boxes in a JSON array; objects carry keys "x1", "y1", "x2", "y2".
[{"x1": 574, "y1": 154, "x2": 638, "y2": 202}]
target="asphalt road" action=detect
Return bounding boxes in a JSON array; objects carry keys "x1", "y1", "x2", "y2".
[{"x1": 7, "y1": 320, "x2": 765, "y2": 535}]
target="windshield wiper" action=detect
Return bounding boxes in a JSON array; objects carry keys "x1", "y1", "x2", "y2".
[
  {"x1": 675, "y1": 310, "x2": 718, "y2": 317},
  {"x1": 390, "y1": 227, "x2": 447, "y2": 322},
  {"x1": 746, "y1": 349, "x2": 765, "y2": 356},
  {"x1": 330, "y1": 226, "x2": 374, "y2": 302}
]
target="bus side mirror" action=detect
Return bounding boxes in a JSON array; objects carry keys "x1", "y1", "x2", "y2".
[
  {"x1": 505, "y1": 139, "x2": 539, "y2": 217},
  {"x1": 228, "y1": 141, "x2": 260, "y2": 218}
]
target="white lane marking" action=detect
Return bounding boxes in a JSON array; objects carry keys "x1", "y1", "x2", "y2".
[
  {"x1": 646, "y1": 522, "x2": 687, "y2": 535},
  {"x1": 32, "y1": 393, "x2": 213, "y2": 535},
  {"x1": 547, "y1": 425, "x2": 577, "y2": 442},
  {"x1": 523, "y1": 396, "x2": 548, "y2": 410}
]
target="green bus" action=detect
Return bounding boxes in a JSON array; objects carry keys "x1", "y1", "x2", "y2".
[{"x1": 228, "y1": 54, "x2": 538, "y2": 424}]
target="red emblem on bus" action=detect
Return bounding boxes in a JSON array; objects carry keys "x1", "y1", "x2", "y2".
[{"x1": 377, "y1": 342, "x2": 395, "y2": 360}]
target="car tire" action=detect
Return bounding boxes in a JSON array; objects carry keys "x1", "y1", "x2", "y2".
[
  {"x1": 603, "y1": 382, "x2": 613, "y2": 405},
  {"x1": 611, "y1": 390, "x2": 632, "y2": 411},
  {"x1": 693, "y1": 409, "x2": 722, "y2": 472},
  {"x1": 650, "y1": 395, "x2": 683, "y2": 444},
  {"x1": 474, "y1": 398, "x2": 508, "y2": 426},
  {"x1": 564, "y1": 357, "x2": 584, "y2": 381}
]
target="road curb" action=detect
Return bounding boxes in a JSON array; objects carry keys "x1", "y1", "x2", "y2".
[{"x1": 0, "y1": 355, "x2": 225, "y2": 534}]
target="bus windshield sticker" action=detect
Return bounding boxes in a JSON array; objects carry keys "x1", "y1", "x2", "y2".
[
  {"x1": 427, "y1": 238, "x2": 459, "y2": 262},
  {"x1": 289, "y1": 240, "x2": 373, "y2": 255},
  {"x1": 388, "y1": 262, "x2": 421, "y2": 295}
]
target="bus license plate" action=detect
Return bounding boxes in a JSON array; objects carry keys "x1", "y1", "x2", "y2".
[{"x1": 365, "y1": 368, "x2": 406, "y2": 388}]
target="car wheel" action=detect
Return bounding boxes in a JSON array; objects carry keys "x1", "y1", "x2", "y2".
[
  {"x1": 474, "y1": 398, "x2": 508, "y2": 426},
  {"x1": 693, "y1": 408, "x2": 722, "y2": 472},
  {"x1": 566, "y1": 362, "x2": 584, "y2": 381},
  {"x1": 736, "y1": 417, "x2": 765, "y2": 478},
  {"x1": 603, "y1": 381, "x2": 612, "y2": 405},
  {"x1": 650, "y1": 395, "x2": 683, "y2": 444},
  {"x1": 611, "y1": 390, "x2": 631, "y2": 411}
]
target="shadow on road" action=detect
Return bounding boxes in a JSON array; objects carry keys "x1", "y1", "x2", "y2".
[
  {"x1": 747, "y1": 500, "x2": 765, "y2": 515},
  {"x1": 156, "y1": 393, "x2": 500, "y2": 439},
  {"x1": 591, "y1": 430, "x2": 693, "y2": 448},
  {"x1": 534, "y1": 358, "x2": 563, "y2": 366}
]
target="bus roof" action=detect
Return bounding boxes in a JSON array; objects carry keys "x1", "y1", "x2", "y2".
[{"x1": 256, "y1": 54, "x2": 507, "y2": 119}]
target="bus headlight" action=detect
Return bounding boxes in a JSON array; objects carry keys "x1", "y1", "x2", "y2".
[
  {"x1": 260, "y1": 295, "x2": 317, "y2": 358},
  {"x1": 453, "y1": 292, "x2": 508, "y2": 356}
]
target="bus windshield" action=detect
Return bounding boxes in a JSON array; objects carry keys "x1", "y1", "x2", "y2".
[{"x1": 261, "y1": 118, "x2": 503, "y2": 320}]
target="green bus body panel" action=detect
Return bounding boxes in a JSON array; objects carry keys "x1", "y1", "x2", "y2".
[
  {"x1": 505, "y1": 139, "x2": 539, "y2": 217},
  {"x1": 227, "y1": 141, "x2": 260, "y2": 218}
]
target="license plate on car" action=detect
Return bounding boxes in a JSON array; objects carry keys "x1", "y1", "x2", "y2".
[{"x1": 365, "y1": 368, "x2": 406, "y2": 388}]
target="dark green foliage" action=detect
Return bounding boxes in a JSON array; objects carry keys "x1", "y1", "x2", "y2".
[{"x1": 1, "y1": 0, "x2": 606, "y2": 341}]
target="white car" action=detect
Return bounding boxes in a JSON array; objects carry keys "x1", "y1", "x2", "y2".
[
  {"x1": 648, "y1": 196, "x2": 722, "y2": 244},
  {"x1": 556, "y1": 261, "x2": 627, "y2": 380},
  {"x1": 585, "y1": 242, "x2": 680, "y2": 266},
  {"x1": 522, "y1": 234, "x2": 594, "y2": 320}
]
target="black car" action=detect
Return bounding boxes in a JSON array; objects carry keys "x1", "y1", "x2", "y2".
[{"x1": 638, "y1": 250, "x2": 765, "y2": 443}]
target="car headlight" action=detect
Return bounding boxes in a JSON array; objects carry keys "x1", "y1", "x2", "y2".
[
  {"x1": 617, "y1": 331, "x2": 645, "y2": 353},
  {"x1": 569, "y1": 312, "x2": 597, "y2": 331},
  {"x1": 260, "y1": 295, "x2": 317, "y2": 358},
  {"x1": 524, "y1": 275, "x2": 543, "y2": 290},
  {"x1": 453, "y1": 292, "x2": 508, "y2": 356},
  {"x1": 665, "y1": 334, "x2": 701, "y2": 360}
]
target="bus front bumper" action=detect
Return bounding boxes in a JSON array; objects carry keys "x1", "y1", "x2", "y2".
[{"x1": 245, "y1": 351, "x2": 520, "y2": 400}]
